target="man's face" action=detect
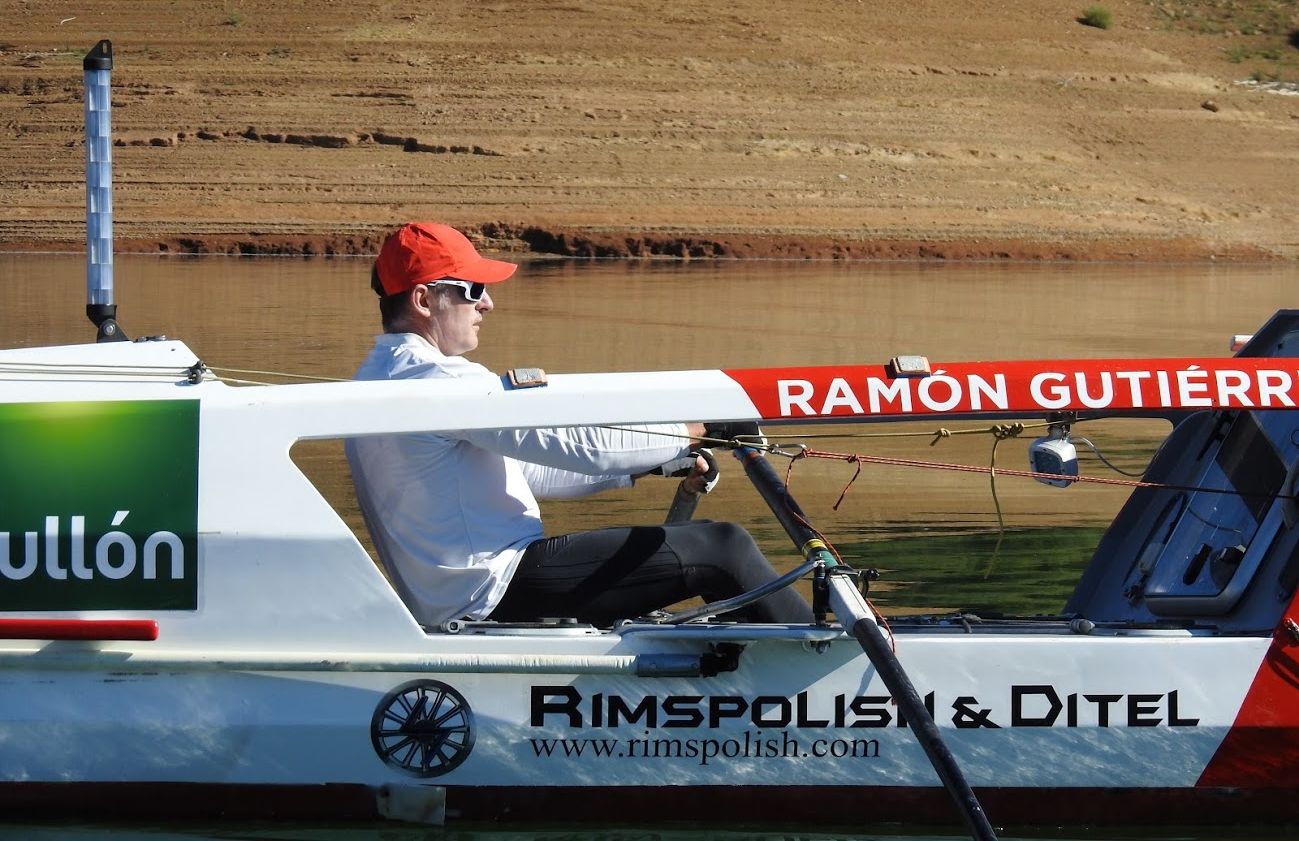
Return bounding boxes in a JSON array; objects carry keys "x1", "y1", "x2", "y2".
[{"x1": 423, "y1": 282, "x2": 494, "y2": 355}]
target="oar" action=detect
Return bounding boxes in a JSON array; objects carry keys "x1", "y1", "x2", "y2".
[
  {"x1": 664, "y1": 449, "x2": 719, "y2": 524},
  {"x1": 733, "y1": 445, "x2": 999, "y2": 841}
]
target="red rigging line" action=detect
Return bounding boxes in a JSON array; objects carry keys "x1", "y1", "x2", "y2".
[
  {"x1": 771, "y1": 450, "x2": 893, "y2": 642},
  {"x1": 789, "y1": 446, "x2": 1297, "y2": 500}
]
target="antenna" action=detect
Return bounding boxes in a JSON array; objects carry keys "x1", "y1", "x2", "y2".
[{"x1": 83, "y1": 39, "x2": 127, "y2": 342}]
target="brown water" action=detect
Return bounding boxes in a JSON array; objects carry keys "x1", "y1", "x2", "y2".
[{"x1": 2, "y1": 254, "x2": 1297, "y2": 614}]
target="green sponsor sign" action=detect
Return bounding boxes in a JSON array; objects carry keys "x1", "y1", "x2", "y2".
[{"x1": 0, "y1": 400, "x2": 199, "y2": 610}]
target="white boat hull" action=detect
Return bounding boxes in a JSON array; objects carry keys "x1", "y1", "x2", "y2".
[{"x1": 0, "y1": 625, "x2": 1294, "y2": 825}]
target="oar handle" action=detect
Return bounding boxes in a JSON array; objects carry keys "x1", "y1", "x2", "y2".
[{"x1": 664, "y1": 449, "x2": 719, "y2": 524}]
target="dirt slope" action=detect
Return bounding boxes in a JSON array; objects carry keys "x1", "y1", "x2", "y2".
[{"x1": 1, "y1": 0, "x2": 1297, "y2": 259}]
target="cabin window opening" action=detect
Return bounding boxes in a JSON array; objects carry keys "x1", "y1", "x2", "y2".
[
  {"x1": 289, "y1": 438, "x2": 385, "y2": 578},
  {"x1": 1121, "y1": 492, "x2": 1186, "y2": 604}
]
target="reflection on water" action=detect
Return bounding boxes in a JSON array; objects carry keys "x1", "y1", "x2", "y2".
[
  {"x1": 6, "y1": 254, "x2": 1297, "y2": 371},
  {"x1": 844, "y1": 526, "x2": 1108, "y2": 615},
  {"x1": 2, "y1": 253, "x2": 1296, "y2": 615}
]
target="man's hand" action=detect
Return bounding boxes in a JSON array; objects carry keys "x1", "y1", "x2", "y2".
[
  {"x1": 649, "y1": 451, "x2": 720, "y2": 494},
  {"x1": 682, "y1": 452, "x2": 720, "y2": 495},
  {"x1": 648, "y1": 456, "x2": 696, "y2": 478},
  {"x1": 703, "y1": 421, "x2": 766, "y2": 447}
]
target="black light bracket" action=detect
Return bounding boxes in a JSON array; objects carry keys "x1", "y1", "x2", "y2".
[{"x1": 86, "y1": 303, "x2": 128, "y2": 342}]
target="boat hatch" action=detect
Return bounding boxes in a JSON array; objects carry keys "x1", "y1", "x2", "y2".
[
  {"x1": 1068, "y1": 310, "x2": 1299, "y2": 630},
  {"x1": 1140, "y1": 409, "x2": 1290, "y2": 615}
]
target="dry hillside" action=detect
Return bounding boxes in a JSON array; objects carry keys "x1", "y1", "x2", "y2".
[{"x1": 1, "y1": 0, "x2": 1297, "y2": 260}]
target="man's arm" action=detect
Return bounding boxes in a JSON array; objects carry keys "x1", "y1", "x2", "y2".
[
  {"x1": 457, "y1": 422, "x2": 703, "y2": 476},
  {"x1": 517, "y1": 462, "x2": 633, "y2": 499}
]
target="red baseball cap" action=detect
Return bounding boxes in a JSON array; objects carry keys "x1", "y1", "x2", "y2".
[{"x1": 374, "y1": 222, "x2": 517, "y2": 296}]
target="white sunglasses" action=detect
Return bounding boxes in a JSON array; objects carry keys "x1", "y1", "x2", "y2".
[{"x1": 426, "y1": 280, "x2": 487, "y2": 303}]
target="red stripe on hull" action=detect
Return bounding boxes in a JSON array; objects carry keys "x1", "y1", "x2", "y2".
[
  {"x1": 1198, "y1": 598, "x2": 1299, "y2": 787},
  {"x1": 0, "y1": 618, "x2": 158, "y2": 641}
]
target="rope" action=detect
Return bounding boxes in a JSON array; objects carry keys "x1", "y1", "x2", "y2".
[
  {"x1": 777, "y1": 453, "x2": 894, "y2": 643},
  {"x1": 0, "y1": 359, "x2": 346, "y2": 387},
  {"x1": 793, "y1": 448, "x2": 1294, "y2": 500},
  {"x1": 785, "y1": 449, "x2": 862, "y2": 512},
  {"x1": 727, "y1": 422, "x2": 1056, "y2": 444},
  {"x1": 605, "y1": 421, "x2": 1188, "y2": 503},
  {"x1": 987, "y1": 423, "x2": 1025, "y2": 535},
  {"x1": 0, "y1": 362, "x2": 191, "y2": 379},
  {"x1": 984, "y1": 424, "x2": 1026, "y2": 572},
  {"x1": 202, "y1": 363, "x2": 348, "y2": 384}
]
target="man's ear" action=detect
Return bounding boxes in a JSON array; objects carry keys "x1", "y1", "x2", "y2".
[{"x1": 410, "y1": 283, "x2": 434, "y2": 316}]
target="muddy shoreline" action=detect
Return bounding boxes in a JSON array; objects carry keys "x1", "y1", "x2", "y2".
[{"x1": 0, "y1": 226, "x2": 1279, "y2": 263}]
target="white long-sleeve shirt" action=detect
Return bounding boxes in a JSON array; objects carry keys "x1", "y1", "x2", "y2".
[{"x1": 345, "y1": 333, "x2": 692, "y2": 627}]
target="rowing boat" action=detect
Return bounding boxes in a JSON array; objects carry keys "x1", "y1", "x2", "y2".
[{"x1": 2, "y1": 40, "x2": 1298, "y2": 834}]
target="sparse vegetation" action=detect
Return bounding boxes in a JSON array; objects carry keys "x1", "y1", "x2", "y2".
[
  {"x1": 223, "y1": 9, "x2": 242, "y2": 27},
  {"x1": 1079, "y1": 6, "x2": 1113, "y2": 30},
  {"x1": 1148, "y1": 1, "x2": 1298, "y2": 81},
  {"x1": 47, "y1": 46, "x2": 84, "y2": 64},
  {"x1": 1225, "y1": 44, "x2": 1250, "y2": 63}
]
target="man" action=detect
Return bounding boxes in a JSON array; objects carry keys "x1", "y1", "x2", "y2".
[{"x1": 346, "y1": 222, "x2": 813, "y2": 629}]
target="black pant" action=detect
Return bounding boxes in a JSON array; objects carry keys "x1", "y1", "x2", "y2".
[{"x1": 491, "y1": 520, "x2": 813, "y2": 626}]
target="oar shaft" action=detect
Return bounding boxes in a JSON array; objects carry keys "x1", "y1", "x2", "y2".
[
  {"x1": 664, "y1": 483, "x2": 702, "y2": 524},
  {"x1": 828, "y1": 575, "x2": 999, "y2": 841},
  {"x1": 733, "y1": 445, "x2": 998, "y2": 841},
  {"x1": 734, "y1": 447, "x2": 821, "y2": 552}
]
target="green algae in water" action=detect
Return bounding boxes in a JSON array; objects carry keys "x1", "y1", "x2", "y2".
[{"x1": 832, "y1": 526, "x2": 1108, "y2": 616}]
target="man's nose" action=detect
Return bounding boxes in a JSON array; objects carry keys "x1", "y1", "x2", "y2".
[{"x1": 477, "y1": 290, "x2": 494, "y2": 312}]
